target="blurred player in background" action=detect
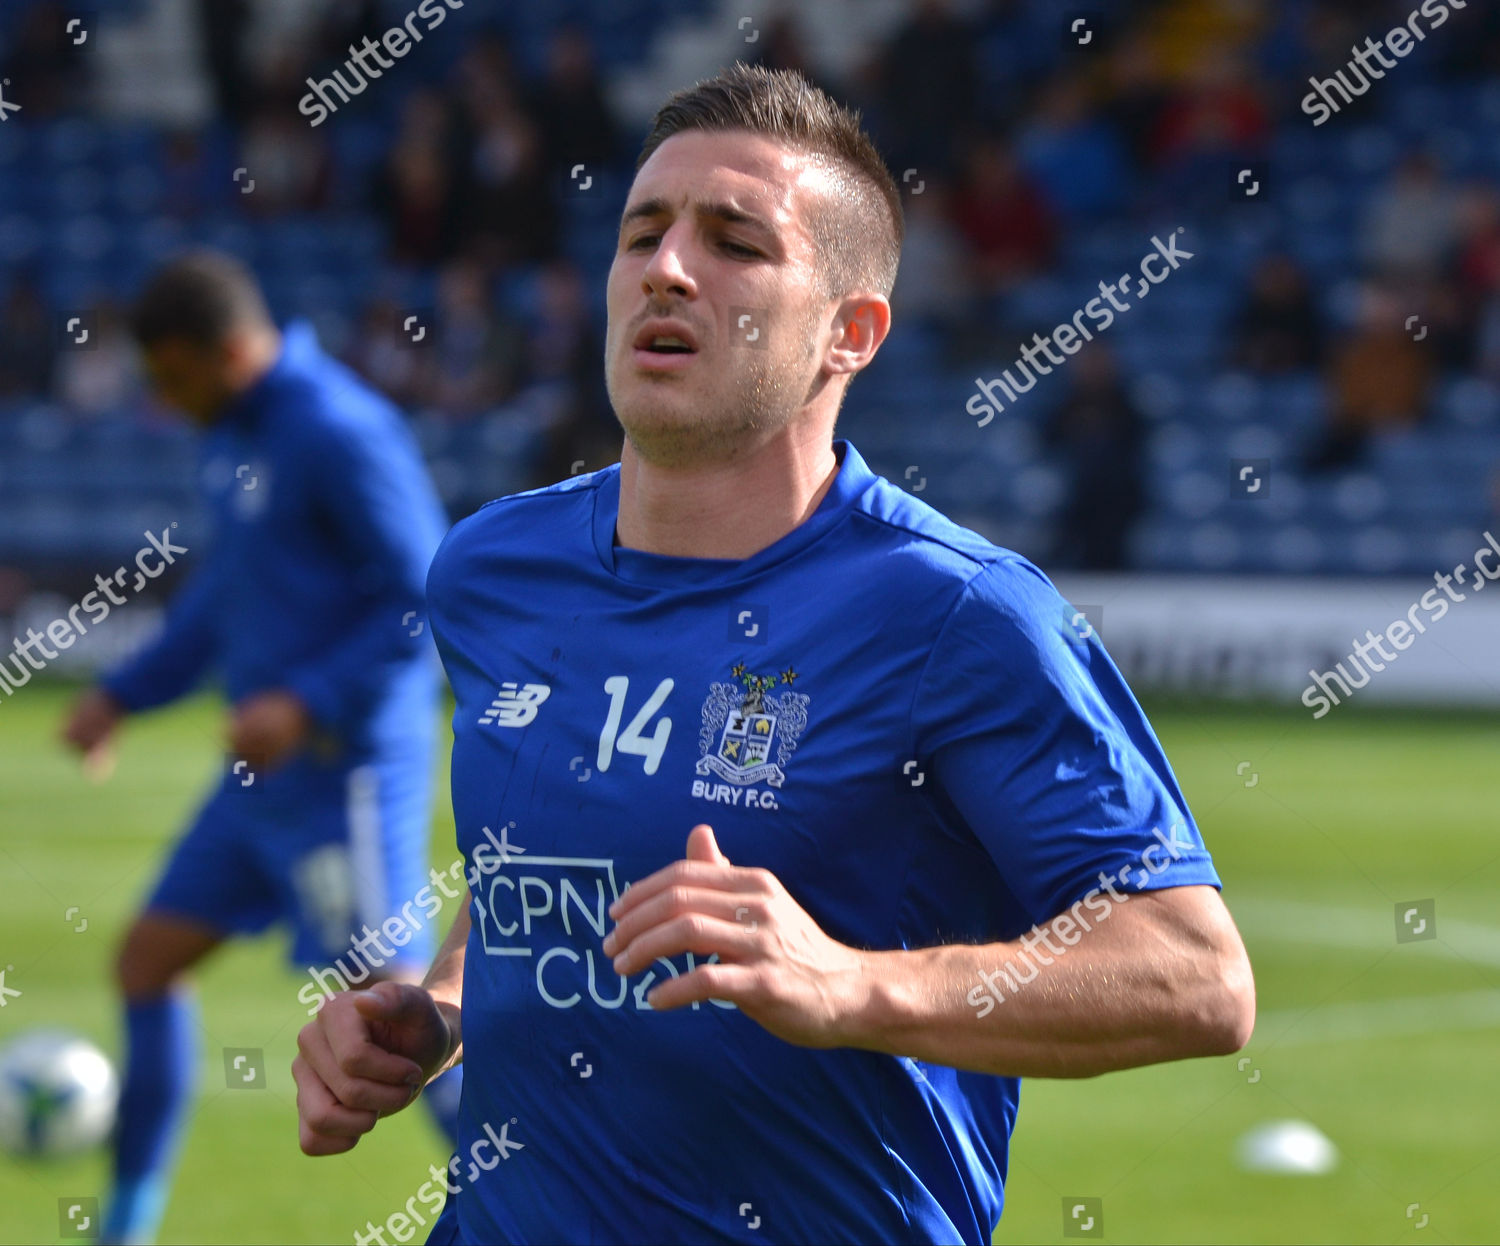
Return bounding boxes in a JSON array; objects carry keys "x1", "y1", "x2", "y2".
[
  {"x1": 292, "y1": 65, "x2": 1253, "y2": 1244},
  {"x1": 60, "y1": 251, "x2": 459, "y2": 1244}
]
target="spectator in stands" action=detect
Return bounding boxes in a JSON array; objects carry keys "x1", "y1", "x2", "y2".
[
  {"x1": 55, "y1": 301, "x2": 140, "y2": 418},
  {"x1": 528, "y1": 261, "x2": 617, "y2": 488},
  {"x1": 1455, "y1": 188, "x2": 1500, "y2": 379},
  {"x1": 1362, "y1": 153, "x2": 1461, "y2": 280},
  {"x1": 1304, "y1": 283, "x2": 1433, "y2": 472},
  {"x1": 344, "y1": 297, "x2": 431, "y2": 412},
  {"x1": 871, "y1": 0, "x2": 978, "y2": 177},
  {"x1": 527, "y1": 25, "x2": 623, "y2": 184},
  {"x1": 524, "y1": 260, "x2": 595, "y2": 389},
  {"x1": 889, "y1": 176, "x2": 968, "y2": 348},
  {"x1": 1106, "y1": 31, "x2": 1172, "y2": 171},
  {"x1": 949, "y1": 136, "x2": 1058, "y2": 293},
  {"x1": 1436, "y1": 1, "x2": 1500, "y2": 78},
  {"x1": 238, "y1": 103, "x2": 332, "y2": 216},
  {"x1": 1016, "y1": 77, "x2": 1130, "y2": 221},
  {"x1": 1043, "y1": 343, "x2": 1147, "y2": 571},
  {"x1": 450, "y1": 25, "x2": 518, "y2": 107},
  {"x1": 1456, "y1": 185, "x2": 1500, "y2": 302},
  {"x1": 1230, "y1": 253, "x2": 1326, "y2": 374},
  {"x1": 746, "y1": 13, "x2": 829, "y2": 90},
  {"x1": 373, "y1": 91, "x2": 461, "y2": 266},
  {"x1": 0, "y1": 278, "x2": 55, "y2": 400},
  {"x1": 451, "y1": 75, "x2": 557, "y2": 267},
  {"x1": 1148, "y1": 50, "x2": 1269, "y2": 167},
  {"x1": 194, "y1": 0, "x2": 253, "y2": 127},
  {"x1": 429, "y1": 261, "x2": 525, "y2": 419},
  {"x1": 310, "y1": 0, "x2": 385, "y2": 73},
  {"x1": 1146, "y1": 51, "x2": 1269, "y2": 213},
  {"x1": 1417, "y1": 274, "x2": 1477, "y2": 372},
  {"x1": 4, "y1": 0, "x2": 91, "y2": 117},
  {"x1": 964, "y1": 0, "x2": 1046, "y2": 134},
  {"x1": 1297, "y1": 0, "x2": 1379, "y2": 80},
  {"x1": 1149, "y1": 0, "x2": 1266, "y2": 79}
]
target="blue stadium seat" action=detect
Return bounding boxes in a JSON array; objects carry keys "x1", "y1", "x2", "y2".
[
  {"x1": 1259, "y1": 372, "x2": 1325, "y2": 425},
  {"x1": 1339, "y1": 125, "x2": 1400, "y2": 180},
  {"x1": 1266, "y1": 523, "x2": 1327, "y2": 573},
  {"x1": 1435, "y1": 377, "x2": 1500, "y2": 428},
  {"x1": 39, "y1": 118, "x2": 104, "y2": 166}
]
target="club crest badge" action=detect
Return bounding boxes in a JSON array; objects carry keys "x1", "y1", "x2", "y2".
[{"x1": 695, "y1": 662, "x2": 808, "y2": 788}]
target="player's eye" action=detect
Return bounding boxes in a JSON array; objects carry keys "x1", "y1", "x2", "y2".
[{"x1": 623, "y1": 234, "x2": 759, "y2": 259}]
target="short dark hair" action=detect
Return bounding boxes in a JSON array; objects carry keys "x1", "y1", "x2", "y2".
[
  {"x1": 131, "y1": 249, "x2": 273, "y2": 349},
  {"x1": 635, "y1": 62, "x2": 904, "y2": 302}
]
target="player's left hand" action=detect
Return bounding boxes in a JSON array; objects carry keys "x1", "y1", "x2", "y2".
[
  {"x1": 227, "y1": 689, "x2": 312, "y2": 772},
  {"x1": 603, "y1": 825, "x2": 870, "y2": 1048}
]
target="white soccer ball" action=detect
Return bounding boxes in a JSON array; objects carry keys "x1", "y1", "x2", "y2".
[
  {"x1": 0, "y1": 1029, "x2": 119, "y2": 1156},
  {"x1": 1235, "y1": 1119, "x2": 1339, "y2": 1174}
]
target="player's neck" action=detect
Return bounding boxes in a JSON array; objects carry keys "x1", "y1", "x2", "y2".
[{"x1": 614, "y1": 432, "x2": 840, "y2": 560}]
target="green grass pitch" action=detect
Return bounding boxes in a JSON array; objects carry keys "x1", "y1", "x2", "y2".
[{"x1": 0, "y1": 683, "x2": 1495, "y2": 1243}]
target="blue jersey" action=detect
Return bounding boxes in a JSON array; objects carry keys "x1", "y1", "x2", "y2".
[
  {"x1": 426, "y1": 438, "x2": 1220, "y2": 1245},
  {"x1": 103, "y1": 321, "x2": 449, "y2": 758}
]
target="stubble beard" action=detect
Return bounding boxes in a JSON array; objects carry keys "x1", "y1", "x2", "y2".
[{"x1": 608, "y1": 311, "x2": 819, "y2": 469}]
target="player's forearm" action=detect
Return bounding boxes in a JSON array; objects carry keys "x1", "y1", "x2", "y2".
[
  {"x1": 420, "y1": 893, "x2": 469, "y2": 1077},
  {"x1": 100, "y1": 566, "x2": 220, "y2": 711},
  {"x1": 840, "y1": 892, "x2": 1253, "y2": 1078}
]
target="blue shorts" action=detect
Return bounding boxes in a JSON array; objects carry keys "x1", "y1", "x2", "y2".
[{"x1": 145, "y1": 749, "x2": 435, "y2": 971}]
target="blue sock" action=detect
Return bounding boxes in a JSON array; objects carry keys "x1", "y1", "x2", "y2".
[
  {"x1": 422, "y1": 1064, "x2": 463, "y2": 1146},
  {"x1": 103, "y1": 992, "x2": 198, "y2": 1245}
]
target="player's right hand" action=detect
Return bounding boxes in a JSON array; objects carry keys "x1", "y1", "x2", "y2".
[
  {"x1": 61, "y1": 687, "x2": 123, "y2": 769},
  {"x1": 292, "y1": 980, "x2": 457, "y2": 1156}
]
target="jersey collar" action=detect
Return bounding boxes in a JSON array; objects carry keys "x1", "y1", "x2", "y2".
[{"x1": 592, "y1": 438, "x2": 876, "y2": 588}]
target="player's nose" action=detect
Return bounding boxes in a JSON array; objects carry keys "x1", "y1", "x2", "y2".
[{"x1": 640, "y1": 225, "x2": 698, "y2": 300}]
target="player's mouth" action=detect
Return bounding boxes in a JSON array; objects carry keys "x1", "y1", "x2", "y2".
[{"x1": 632, "y1": 321, "x2": 700, "y2": 370}]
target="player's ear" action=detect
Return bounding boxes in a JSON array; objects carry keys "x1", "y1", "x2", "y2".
[{"x1": 824, "y1": 294, "x2": 890, "y2": 376}]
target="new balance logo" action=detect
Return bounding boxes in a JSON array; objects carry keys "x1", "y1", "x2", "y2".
[{"x1": 478, "y1": 683, "x2": 552, "y2": 727}]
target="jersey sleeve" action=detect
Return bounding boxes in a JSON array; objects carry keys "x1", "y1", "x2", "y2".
[
  {"x1": 422, "y1": 510, "x2": 468, "y2": 676},
  {"x1": 911, "y1": 556, "x2": 1220, "y2": 927},
  {"x1": 100, "y1": 559, "x2": 221, "y2": 712},
  {"x1": 281, "y1": 412, "x2": 444, "y2": 734}
]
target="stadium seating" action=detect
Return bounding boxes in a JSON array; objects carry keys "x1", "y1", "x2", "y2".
[{"x1": 2, "y1": 6, "x2": 1497, "y2": 575}]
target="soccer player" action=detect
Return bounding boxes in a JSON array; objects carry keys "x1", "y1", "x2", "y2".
[
  {"x1": 60, "y1": 251, "x2": 460, "y2": 1244},
  {"x1": 292, "y1": 65, "x2": 1255, "y2": 1245}
]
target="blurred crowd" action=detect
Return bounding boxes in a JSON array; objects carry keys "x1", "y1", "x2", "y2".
[{"x1": 6, "y1": 0, "x2": 1500, "y2": 559}]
